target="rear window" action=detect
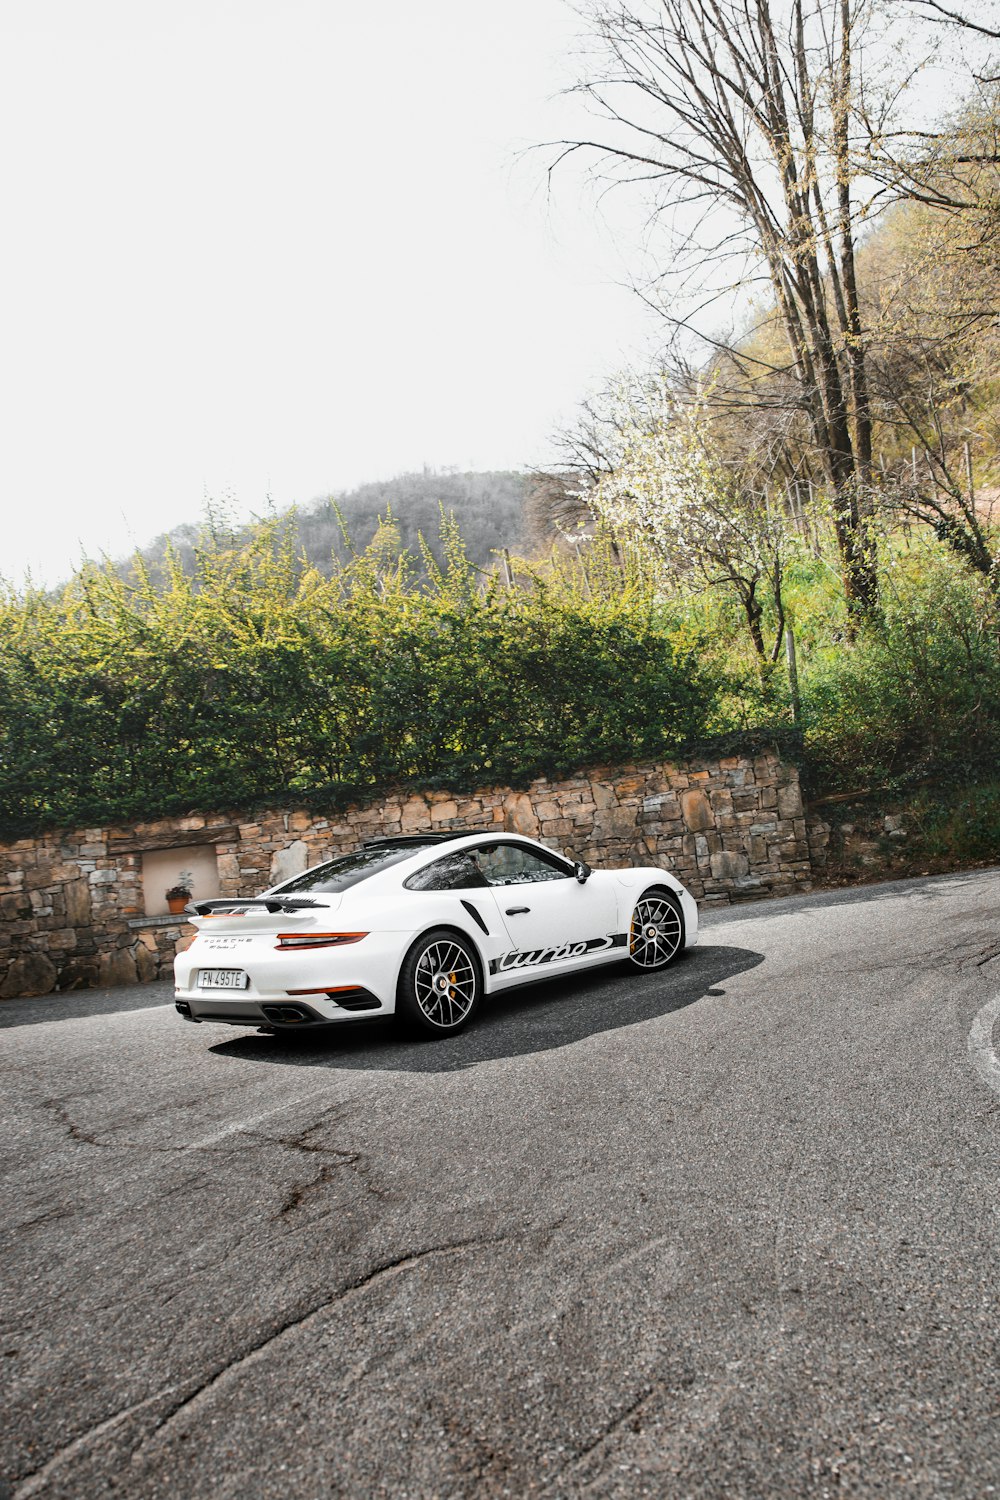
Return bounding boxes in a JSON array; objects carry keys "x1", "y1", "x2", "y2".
[{"x1": 273, "y1": 844, "x2": 433, "y2": 894}]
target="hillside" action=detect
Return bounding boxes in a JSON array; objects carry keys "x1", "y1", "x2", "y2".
[{"x1": 130, "y1": 470, "x2": 531, "y2": 580}]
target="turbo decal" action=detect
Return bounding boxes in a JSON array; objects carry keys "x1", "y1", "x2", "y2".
[{"x1": 489, "y1": 934, "x2": 626, "y2": 975}]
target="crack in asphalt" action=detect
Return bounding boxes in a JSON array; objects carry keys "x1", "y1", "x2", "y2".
[
  {"x1": 538, "y1": 1387, "x2": 657, "y2": 1495},
  {"x1": 241, "y1": 1118, "x2": 389, "y2": 1217},
  {"x1": 813, "y1": 931, "x2": 1000, "y2": 977},
  {"x1": 40, "y1": 1097, "x2": 111, "y2": 1150},
  {"x1": 38, "y1": 1096, "x2": 236, "y2": 1157},
  {"x1": 12, "y1": 1389, "x2": 180, "y2": 1500},
  {"x1": 10, "y1": 1230, "x2": 521, "y2": 1494},
  {"x1": 127, "y1": 1232, "x2": 517, "y2": 1460},
  {"x1": 35, "y1": 1101, "x2": 376, "y2": 1197}
]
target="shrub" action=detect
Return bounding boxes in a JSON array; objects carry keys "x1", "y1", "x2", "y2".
[
  {"x1": 799, "y1": 552, "x2": 1000, "y2": 796},
  {"x1": 0, "y1": 519, "x2": 719, "y2": 835}
]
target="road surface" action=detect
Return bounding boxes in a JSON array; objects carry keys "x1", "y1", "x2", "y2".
[{"x1": 2, "y1": 869, "x2": 999, "y2": 1498}]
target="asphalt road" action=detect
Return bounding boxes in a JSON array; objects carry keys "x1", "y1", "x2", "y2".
[{"x1": 2, "y1": 869, "x2": 999, "y2": 1499}]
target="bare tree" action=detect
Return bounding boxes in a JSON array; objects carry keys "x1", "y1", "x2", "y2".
[
  {"x1": 547, "y1": 0, "x2": 919, "y2": 616},
  {"x1": 896, "y1": 0, "x2": 999, "y2": 82}
]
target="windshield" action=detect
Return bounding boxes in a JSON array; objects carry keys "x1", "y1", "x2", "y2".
[{"x1": 273, "y1": 843, "x2": 434, "y2": 894}]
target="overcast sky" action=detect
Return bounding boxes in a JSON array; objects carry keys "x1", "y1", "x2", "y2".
[{"x1": 0, "y1": 0, "x2": 663, "y2": 586}]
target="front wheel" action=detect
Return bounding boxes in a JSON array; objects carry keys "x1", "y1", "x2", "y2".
[
  {"x1": 396, "y1": 929, "x2": 482, "y2": 1037},
  {"x1": 627, "y1": 889, "x2": 684, "y2": 970}
]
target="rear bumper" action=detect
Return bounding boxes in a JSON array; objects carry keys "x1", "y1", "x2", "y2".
[
  {"x1": 175, "y1": 990, "x2": 382, "y2": 1028},
  {"x1": 173, "y1": 928, "x2": 412, "y2": 1021}
]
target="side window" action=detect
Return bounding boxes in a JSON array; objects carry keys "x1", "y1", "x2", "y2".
[
  {"x1": 405, "y1": 852, "x2": 490, "y2": 892},
  {"x1": 476, "y1": 844, "x2": 571, "y2": 886}
]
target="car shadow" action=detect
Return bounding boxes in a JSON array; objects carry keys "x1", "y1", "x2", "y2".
[{"x1": 207, "y1": 943, "x2": 764, "y2": 1073}]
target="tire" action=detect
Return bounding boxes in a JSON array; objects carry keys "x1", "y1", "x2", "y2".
[
  {"x1": 627, "y1": 887, "x2": 684, "y2": 971},
  {"x1": 396, "y1": 928, "x2": 482, "y2": 1037}
]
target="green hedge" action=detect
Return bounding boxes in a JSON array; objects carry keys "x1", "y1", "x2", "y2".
[{"x1": 0, "y1": 521, "x2": 719, "y2": 836}]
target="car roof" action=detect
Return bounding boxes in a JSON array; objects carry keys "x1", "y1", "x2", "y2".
[
  {"x1": 361, "y1": 832, "x2": 490, "y2": 849},
  {"x1": 373, "y1": 831, "x2": 570, "y2": 864},
  {"x1": 266, "y1": 830, "x2": 576, "y2": 899}
]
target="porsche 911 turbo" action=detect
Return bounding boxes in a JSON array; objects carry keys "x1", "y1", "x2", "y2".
[{"x1": 173, "y1": 831, "x2": 698, "y2": 1038}]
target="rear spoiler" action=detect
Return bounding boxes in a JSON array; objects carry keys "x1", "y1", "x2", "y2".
[{"x1": 187, "y1": 897, "x2": 326, "y2": 917}]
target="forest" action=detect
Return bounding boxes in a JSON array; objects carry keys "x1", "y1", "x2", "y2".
[{"x1": 1, "y1": 0, "x2": 998, "y2": 874}]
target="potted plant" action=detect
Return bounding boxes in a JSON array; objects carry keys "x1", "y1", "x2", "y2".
[{"x1": 165, "y1": 870, "x2": 194, "y2": 914}]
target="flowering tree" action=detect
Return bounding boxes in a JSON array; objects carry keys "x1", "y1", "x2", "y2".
[{"x1": 589, "y1": 379, "x2": 793, "y2": 662}]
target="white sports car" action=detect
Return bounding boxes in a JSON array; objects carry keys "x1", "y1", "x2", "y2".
[{"x1": 173, "y1": 831, "x2": 698, "y2": 1038}]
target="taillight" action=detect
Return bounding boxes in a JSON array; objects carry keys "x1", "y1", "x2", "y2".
[{"x1": 274, "y1": 932, "x2": 368, "y2": 951}]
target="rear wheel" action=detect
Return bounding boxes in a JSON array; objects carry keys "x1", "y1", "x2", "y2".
[
  {"x1": 627, "y1": 888, "x2": 684, "y2": 970},
  {"x1": 396, "y1": 929, "x2": 481, "y2": 1037}
]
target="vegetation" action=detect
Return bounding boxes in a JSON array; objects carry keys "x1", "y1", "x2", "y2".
[{"x1": 0, "y1": 519, "x2": 714, "y2": 836}]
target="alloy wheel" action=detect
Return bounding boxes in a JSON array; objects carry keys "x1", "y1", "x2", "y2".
[
  {"x1": 629, "y1": 892, "x2": 683, "y2": 969},
  {"x1": 412, "y1": 939, "x2": 478, "y2": 1027}
]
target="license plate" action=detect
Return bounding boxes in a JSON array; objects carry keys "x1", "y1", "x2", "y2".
[{"x1": 198, "y1": 969, "x2": 250, "y2": 990}]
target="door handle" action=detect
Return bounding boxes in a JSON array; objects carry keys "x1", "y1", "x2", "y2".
[{"x1": 505, "y1": 906, "x2": 531, "y2": 915}]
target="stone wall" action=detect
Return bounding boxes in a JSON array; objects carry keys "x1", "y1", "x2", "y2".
[{"x1": 0, "y1": 749, "x2": 811, "y2": 999}]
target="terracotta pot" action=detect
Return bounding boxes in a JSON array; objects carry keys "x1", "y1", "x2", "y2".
[{"x1": 167, "y1": 895, "x2": 188, "y2": 914}]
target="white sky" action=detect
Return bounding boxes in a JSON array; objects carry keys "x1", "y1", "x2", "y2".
[{"x1": 0, "y1": 0, "x2": 660, "y2": 587}]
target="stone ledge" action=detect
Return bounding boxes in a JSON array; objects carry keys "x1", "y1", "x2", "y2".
[
  {"x1": 110, "y1": 825, "x2": 239, "y2": 856},
  {"x1": 126, "y1": 915, "x2": 192, "y2": 931}
]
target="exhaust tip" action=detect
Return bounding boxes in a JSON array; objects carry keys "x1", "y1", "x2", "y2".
[{"x1": 261, "y1": 1004, "x2": 312, "y2": 1025}]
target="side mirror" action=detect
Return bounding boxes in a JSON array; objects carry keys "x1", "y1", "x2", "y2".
[{"x1": 574, "y1": 861, "x2": 591, "y2": 884}]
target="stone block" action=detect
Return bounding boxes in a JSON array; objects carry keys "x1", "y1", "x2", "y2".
[
  {"x1": 710, "y1": 849, "x2": 749, "y2": 879},
  {"x1": 430, "y1": 800, "x2": 459, "y2": 823},
  {"x1": 48, "y1": 929, "x2": 78, "y2": 951},
  {"x1": 541, "y1": 818, "x2": 575, "y2": 837},
  {"x1": 503, "y1": 793, "x2": 539, "y2": 837},
  {"x1": 270, "y1": 840, "x2": 310, "y2": 885},
  {"x1": 98, "y1": 950, "x2": 138, "y2": 988},
  {"x1": 593, "y1": 807, "x2": 638, "y2": 842},
  {"x1": 533, "y1": 801, "x2": 561, "y2": 821},
  {"x1": 1, "y1": 953, "x2": 58, "y2": 998},
  {"x1": 25, "y1": 862, "x2": 80, "y2": 890},
  {"x1": 777, "y1": 783, "x2": 803, "y2": 819},
  {"x1": 136, "y1": 945, "x2": 159, "y2": 983},
  {"x1": 680, "y1": 789, "x2": 714, "y2": 832},
  {"x1": 642, "y1": 793, "x2": 678, "y2": 814},
  {"x1": 56, "y1": 956, "x2": 100, "y2": 991},
  {"x1": 401, "y1": 796, "x2": 431, "y2": 834}
]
